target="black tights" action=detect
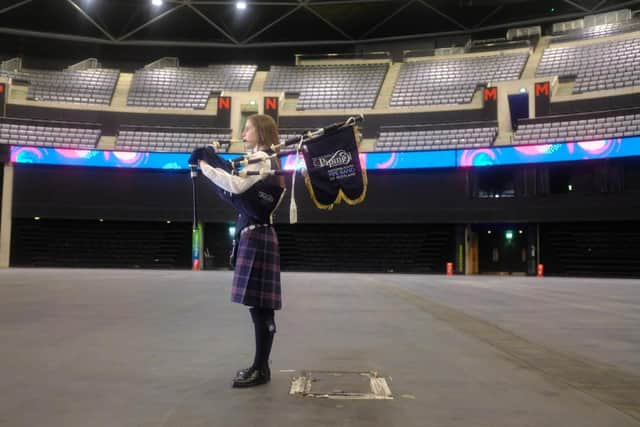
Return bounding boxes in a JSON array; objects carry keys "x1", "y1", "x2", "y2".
[{"x1": 249, "y1": 307, "x2": 276, "y2": 371}]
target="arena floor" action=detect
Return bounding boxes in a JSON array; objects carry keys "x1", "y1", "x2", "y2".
[{"x1": 0, "y1": 269, "x2": 639, "y2": 427}]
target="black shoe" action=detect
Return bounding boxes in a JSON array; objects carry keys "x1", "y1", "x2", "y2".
[
  {"x1": 235, "y1": 365, "x2": 270, "y2": 381},
  {"x1": 234, "y1": 366, "x2": 253, "y2": 380},
  {"x1": 232, "y1": 367, "x2": 270, "y2": 388}
]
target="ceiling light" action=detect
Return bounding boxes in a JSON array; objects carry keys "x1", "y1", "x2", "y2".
[
  {"x1": 236, "y1": 1, "x2": 247, "y2": 10},
  {"x1": 152, "y1": 0, "x2": 163, "y2": 6}
]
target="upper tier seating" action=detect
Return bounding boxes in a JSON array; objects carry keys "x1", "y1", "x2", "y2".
[
  {"x1": 0, "y1": 118, "x2": 101, "y2": 149},
  {"x1": 264, "y1": 63, "x2": 388, "y2": 110},
  {"x1": 116, "y1": 127, "x2": 232, "y2": 152},
  {"x1": 128, "y1": 65, "x2": 257, "y2": 110},
  {"x1": 536, "y1": 37, "x2": 640, "y2": 93},
  {"x1": 390, "y1": 52, "x2": 528, "y2": 107},
  {"x1": 513, "y1": 110, "x2": 640, "y2": 145},
  {"x1": 551, "y1": 21, "x2": 640, "y2": 44},
  {"x1": 0, "y1": 68, "x2": 119, "y2": 105},
  {"x1": 375, "y1": 122, "x2": 498, "y2": 151}
]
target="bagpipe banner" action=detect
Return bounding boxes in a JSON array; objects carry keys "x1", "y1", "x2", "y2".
[{"x1": 301, "y1": 124, "x2": 367, "y2": 210}]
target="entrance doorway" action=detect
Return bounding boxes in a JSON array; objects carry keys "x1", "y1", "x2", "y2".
[
  {"x1": 476, "y1": 224, "x2": 528, "y2": 274},
  {"x1": 508, "y1": 92, "x2": 530, "y2": 130}
]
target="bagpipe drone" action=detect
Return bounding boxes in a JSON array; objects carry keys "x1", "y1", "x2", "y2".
[{"x1": 188, "y1": 114, "x2": 367, "y2": 225}]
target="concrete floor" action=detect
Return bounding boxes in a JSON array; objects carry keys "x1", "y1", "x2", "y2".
[{"x1": 0, "y1": 269, "x2": 639, "y2": 427}]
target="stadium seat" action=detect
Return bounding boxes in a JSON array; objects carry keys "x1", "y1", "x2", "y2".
[
  {"x1": 0, "y1": 118, "x2": 101, "y2": 149},
  {"x1": 513, "y1": 111, "x2": 640, "y2": 145},
  {"x1": 264, "y1": 63, "x2": 388, "y2": 111},
  {"x1": 115, "y1": 127, "x2": 232, "y2": 153},
  {"x1": 375, "y1": 123, "x2": 498, "y2": 151},
  {"x1": 127, "y1": 65, "x2": 257, "y2": 110},
  {"x1": 0, "y1": 68, "x2": 119, "y2": 106},
  {"x1": 537, "y1": 37, "x2": 640, "y2": 94},
  {"x1": 390, "y1": 53, "x2": 528, "y2": 107}
]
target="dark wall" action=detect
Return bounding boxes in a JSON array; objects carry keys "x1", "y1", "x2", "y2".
[
  {"x1": 204, "y1": 222, "x2": 455, "y2": 273},
  {"x1": 11, "y1": 158, "x2": 640, "y2": 224},
  {"x1": 10, "y1": 218, "x2": 192, "y2": 268},
  {"x1": 276, "y1": 223, "x2": 455, "y2": 273},
  {"x1": 548, "y1": 93, "x2": 640, "y2": 116},
  {"x1": 0, "y1": 31, "x2": 485, "y2": 72},
  {"x1": 0, "y1": 34, "x2": 318, "y2": 71},
  {"x1": 11, "y1": 164, "x2": 234, "y2": 222},
  {"x1": 541, "y1": 221, "x2": 640, "y2": 277}
]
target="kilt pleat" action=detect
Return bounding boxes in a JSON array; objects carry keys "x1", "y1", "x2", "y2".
[{"x1": 231, "y1": 226, "x2": 282, "y2": 310}]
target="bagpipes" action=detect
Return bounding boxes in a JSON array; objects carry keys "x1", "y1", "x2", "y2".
[{"x1": 189, "y1": 114, "x2": 367, "y2": 225}]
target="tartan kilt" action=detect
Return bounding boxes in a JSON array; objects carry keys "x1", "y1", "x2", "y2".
[{"x1": 231, "y1": 225, "x2": 282, "y2": 310}]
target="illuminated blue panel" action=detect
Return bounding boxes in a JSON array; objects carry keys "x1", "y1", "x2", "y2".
[
  {"x1": 457, "y1": 137, "x2": 640, "y2": 167},
  {"x1": 9, "y1": 147, "x2": 236, "y2": 170},
  {"x1": 281, "y1": 149, "x2": 458, "y2": 171},
  {"x1": 9, "y1": 136, "x2": 640, "y2": 170},
  {"x1": 364, "y1": 150, "x2": 457, "y2": 170}
]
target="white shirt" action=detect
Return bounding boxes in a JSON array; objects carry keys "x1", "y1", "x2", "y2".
[{"x1": 200, "y1": 151, "x2": 271, "y2": 195}]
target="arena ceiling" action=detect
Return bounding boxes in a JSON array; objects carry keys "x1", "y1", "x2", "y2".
[{"x1": 0, "y1": 0, "x2": 638, "y2": 48}]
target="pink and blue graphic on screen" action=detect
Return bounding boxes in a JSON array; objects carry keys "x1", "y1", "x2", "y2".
[
  {"x1": 457, "y1": 138, "x2": 627, "y2": 167},
  {"x1": 9, "y1": 136, "x2": 640, "y2": 171}
]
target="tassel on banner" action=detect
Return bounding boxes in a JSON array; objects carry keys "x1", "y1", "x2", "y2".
[
  {"x1": 289, "y1": 136, "x2": 304, "y2": 224},
  {"x1": 289, "y1": 197, "x2": 298, "y2": 224}
]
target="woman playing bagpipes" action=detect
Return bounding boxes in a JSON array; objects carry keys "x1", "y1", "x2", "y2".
[
  {"x1": 190, "y1": 114, "x2": 285, "y2": 388},
  {"x1": 189, "y1": 113, "x2": 366, "y2": 388}
]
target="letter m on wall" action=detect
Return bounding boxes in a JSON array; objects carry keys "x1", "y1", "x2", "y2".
[
  {"x1": 535, "y1": 82, "x2": 550, "y2": 96},
  {"x1": 482, "y1": 86, "x2": 498, "y2": 120},
  {"x1": 484, "y1": 87, "x2": 497, "y2": 101},
  {"x1": 534, "y1": 81, "x2": 551, "y2": 117}
]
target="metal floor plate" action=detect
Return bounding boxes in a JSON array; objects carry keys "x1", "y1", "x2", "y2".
[{"x1": 289, "y1": 370, "x2": 393, "y2": 400}]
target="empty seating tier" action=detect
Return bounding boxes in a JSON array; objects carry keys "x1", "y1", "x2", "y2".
[
  {"x1": 537, "y1": 37, "x2": 640, "y2": 94},
  {"x1": 0, "y1": 118, "x2": 101, "y2": 149},
  {"x1": 264, "y1": 63, "x2": 388, "y2": 111},
  {"x1": 116, "y1": 127, "x2": 232, "y2": 153},
  {"x1": 551, "y1": 21, "x2": 640, "y2": 44},
  {"x1": 391, "y1": 52, "x2": 528, "y2": 107},
  {"x1": 128, "y1": 65, "x2": 257, "y2": 110},
  {"x1": 0, "y1": 68, "x2": 119, "y2": 105},
  {"x1": 376, "y1": 122, "x2": 498, "y2": 151},
  {"x1": 513, "y1": 110, "x2": 640, "y2": 145}
]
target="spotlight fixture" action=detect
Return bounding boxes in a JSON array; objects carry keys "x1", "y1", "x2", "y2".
[
  {"x1": 236, "y1": 1, "x2": 247, "y2": 10},
  {"x1": 152, "y1": 0, "x2": 163, "y2": 6}
]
